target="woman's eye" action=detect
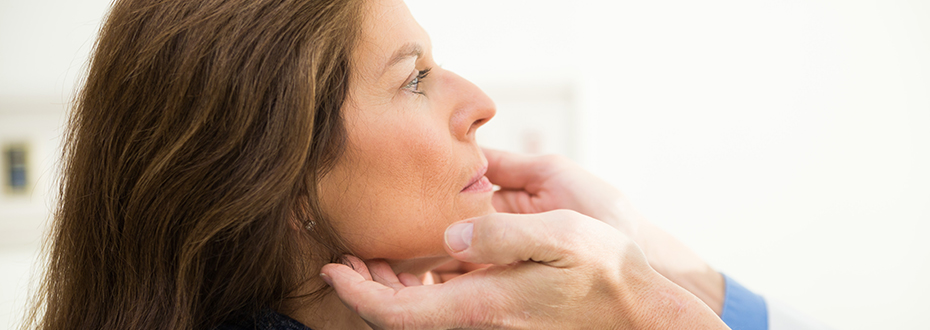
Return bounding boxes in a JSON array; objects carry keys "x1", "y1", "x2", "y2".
[{"x1": 404, "y1": 68, "x2": 431, "y2": 94}]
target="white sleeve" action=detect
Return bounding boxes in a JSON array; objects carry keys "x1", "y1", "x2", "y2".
[{"x1": 766, "y1": 296, "x2": 836, "y2": 330}]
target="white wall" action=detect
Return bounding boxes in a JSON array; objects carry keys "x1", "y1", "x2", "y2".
[
  {"x1": 413, "y1": 1, "x2": 929, "y2": 329},
  {"x1": 0, "y1": 0, "x2": 109, "y2": 326},
  {"x1": 1, "y1": 0, "x2": 928, "y2": 329}
]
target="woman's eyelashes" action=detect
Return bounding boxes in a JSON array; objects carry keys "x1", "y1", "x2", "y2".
[{"x1": 403, "y1": 68, "x2": 431, "y2": 95}]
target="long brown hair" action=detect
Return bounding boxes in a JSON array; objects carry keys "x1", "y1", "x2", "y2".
[{"x1": 24, "y1": 0, "x2": 362, "y2": 329}]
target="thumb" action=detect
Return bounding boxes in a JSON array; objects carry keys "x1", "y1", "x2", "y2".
[{"x1": 444, "y1": 210, "x2": 595, "y2": 268}]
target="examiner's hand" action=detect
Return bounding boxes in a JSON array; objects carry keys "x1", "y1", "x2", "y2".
[
  {"x1": 484, "y1": 149, "x2": 725, "y2": 315},
  {"x1": 320, "y1": 211, "x2": 728, "y2": 330},
  {"x1": 484, "y1": 148, "x2": 640, "y2": 236}
]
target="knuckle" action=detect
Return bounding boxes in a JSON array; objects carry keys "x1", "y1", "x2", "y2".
[
  {"x1": 547, "y1": 209, "x2": 596, "y2": 257},
  {"x1": 538, "y1": 154, "x2": 575, "y2": 171},
  {"x1": 472, "y1": 215, "x2": 512, "y2": 260},
  {"x1": 474, "y1": 214, "x2": 503, "y2": 240},
  {"x1": 549, "y1": 208, "x2": 581, "y2": 218},
  {"x1": 531, "y1": 154, "x2": 568, "y2": 173},
  {"x1": 549, "y1": 209, "x2": 590, "y2": 233},
  {"x1": 538, "y1": 153, "x2": 568, "y2": 164}
]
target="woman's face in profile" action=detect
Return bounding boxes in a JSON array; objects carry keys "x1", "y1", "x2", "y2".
[{"x1": 319, "y1": 0, "x2": 497, "y2": 263}]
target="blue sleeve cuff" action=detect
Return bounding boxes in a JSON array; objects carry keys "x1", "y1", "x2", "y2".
[{"x1": 720, "y1": 274, "x2": 768, "y2": 330}]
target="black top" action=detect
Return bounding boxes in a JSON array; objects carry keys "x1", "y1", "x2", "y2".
[{"x1": 215, "y1": 310, "x2": 313, "y2": 330}]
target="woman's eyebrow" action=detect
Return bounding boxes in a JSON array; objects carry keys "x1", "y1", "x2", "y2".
[{"x1": 382, "y1": 42, "x2": 422, "y2": 76}]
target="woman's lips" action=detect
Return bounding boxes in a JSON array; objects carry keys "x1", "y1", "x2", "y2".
[
  {"x1": 461, "y1": 166, "x2": 492, "y2": 193},
  {"x1": 461, "y1": 175, "x2": 492, "y2": 193}
]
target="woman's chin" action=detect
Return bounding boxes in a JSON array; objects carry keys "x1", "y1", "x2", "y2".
[
  {"x1": 345, "y1": 193, "x2": 495, "y2": 276},
  {"x1": 383, "y1": 202, "x2": 495, "y2": 275},
  {"x1": 457, "y1": 189, "x2": 497, "y2": 217}
]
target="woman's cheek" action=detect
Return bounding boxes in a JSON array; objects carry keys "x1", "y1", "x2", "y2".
[
  {"x1": 363, "y1": 137, "x2": 458, "y2": 258},
  {"x1": 324, "y1": 94, "x2": 476, "y2": 259},
  {"x1": 330, "y1": 133, "x2": 461, "y2": 258}
]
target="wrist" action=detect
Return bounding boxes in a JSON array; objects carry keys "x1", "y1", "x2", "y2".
[
  {"x1": 637, "y1": 223, "x2": 725, "y2": 315},
  {"x1": 615, "y1": 266, "x2": 727, "y2": 329},
  {"x1": 663, "y1": 265, "x2": 725, "y2": 315}
]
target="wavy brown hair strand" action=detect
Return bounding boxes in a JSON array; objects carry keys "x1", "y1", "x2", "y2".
[{"x1": 24, "y1": 0, "x2": 361, "y2": 329}]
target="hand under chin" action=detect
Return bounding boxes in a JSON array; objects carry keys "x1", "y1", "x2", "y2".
[{"x1": 385, "y1": 254, "x2": 454, "y2": 276}]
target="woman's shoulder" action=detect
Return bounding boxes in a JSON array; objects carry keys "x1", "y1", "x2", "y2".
[{"x1": 215, "y1": 310, "x2": 314, "y2": 330}]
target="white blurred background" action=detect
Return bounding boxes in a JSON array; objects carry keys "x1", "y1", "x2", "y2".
[{"x1": 1, "y1": 0, "x2": 928, "y2": 329}]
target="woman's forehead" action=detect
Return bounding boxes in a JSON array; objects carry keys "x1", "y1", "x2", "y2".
[{"x1": 353, "y1": 0, "x2": 431, "y2": 77}]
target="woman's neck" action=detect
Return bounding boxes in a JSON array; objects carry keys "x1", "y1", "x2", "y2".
[
  {"x1": 283, "y1": 255, "x2": 452, "y2": 329},
  {"x1": 285, "y1": 283, "x2": 372, "y2": 330}
]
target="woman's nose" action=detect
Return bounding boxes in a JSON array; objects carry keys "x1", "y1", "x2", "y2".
[{"x1": 445, "y1": 71, "x2": 496, "y2": 141}]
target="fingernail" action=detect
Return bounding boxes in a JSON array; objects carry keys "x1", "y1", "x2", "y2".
[
  {"x1": 445, "y1": 222, "x2": 473, "y2": 252},
  {"x1": 320, "y1": 273, "x2": 333, "y2": 287}
]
